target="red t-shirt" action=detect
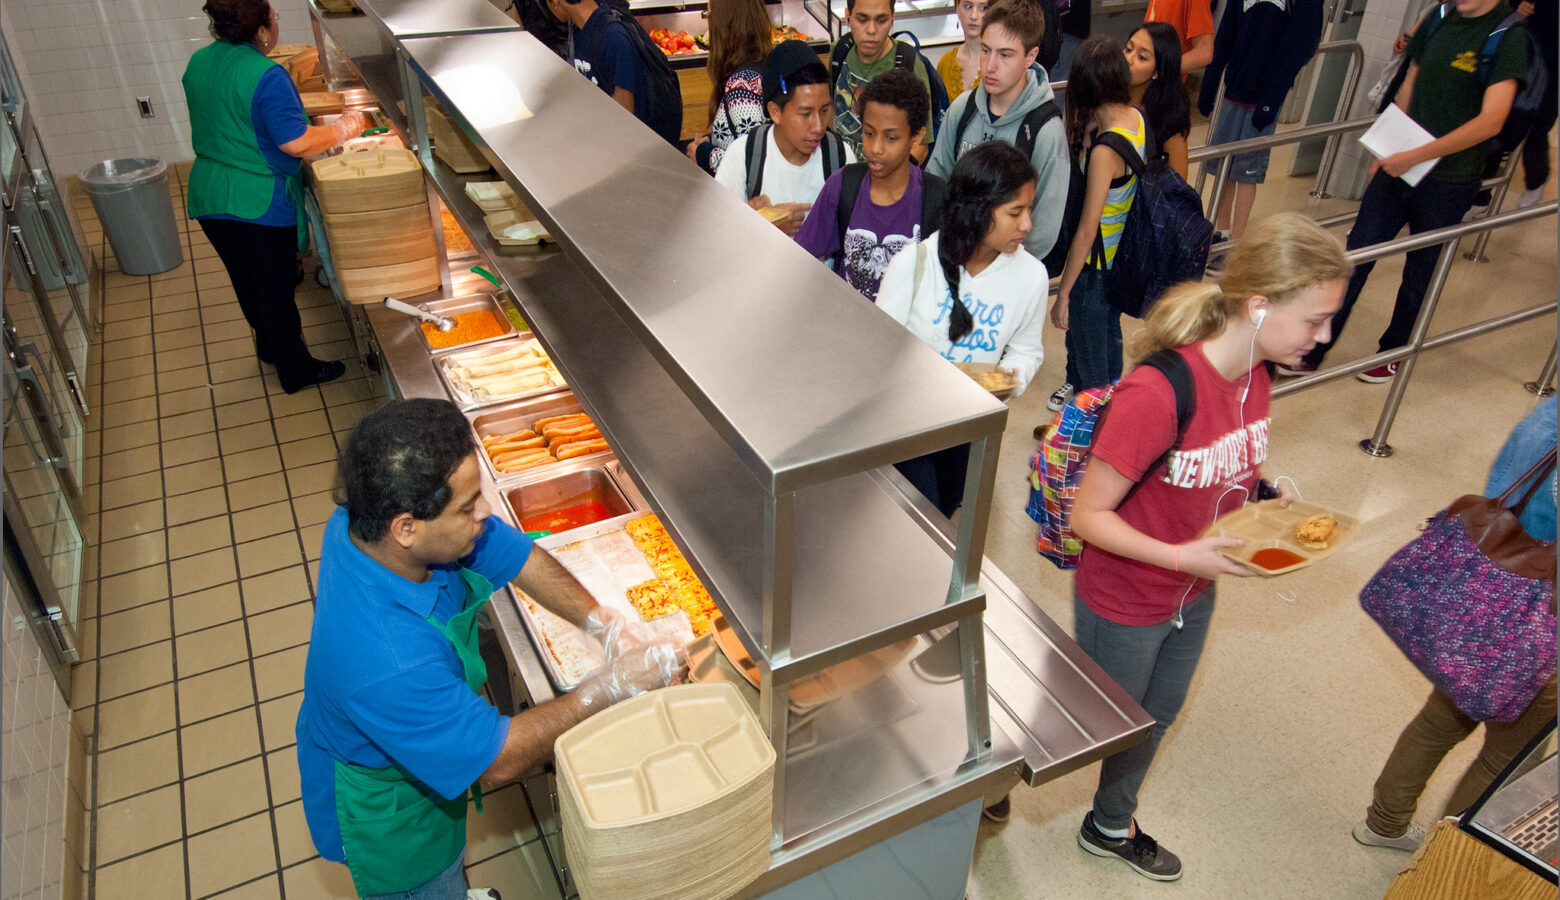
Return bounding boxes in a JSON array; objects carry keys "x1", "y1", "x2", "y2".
[{"x1": 1075, "y1": 344, "x2": 1270, "y2": 625}]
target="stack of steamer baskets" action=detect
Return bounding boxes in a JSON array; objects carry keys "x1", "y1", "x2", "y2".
[
  {"x1": 309, "y1": 148, "x2": 441, "y2": 303},
  {"x1": 555, "y1": 683, "x2": 774, "y2": 900}
]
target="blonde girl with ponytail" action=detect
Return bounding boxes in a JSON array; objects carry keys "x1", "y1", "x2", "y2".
[{"x1": 1063, "y1": 212, "x2": 1351, "y2": 882}]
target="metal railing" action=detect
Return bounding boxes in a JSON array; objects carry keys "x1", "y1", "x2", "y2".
[{"x1": 1267, "y1": 201, "x2": 1559, "y2": 456}]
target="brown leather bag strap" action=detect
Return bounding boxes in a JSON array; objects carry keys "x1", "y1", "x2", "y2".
[{"x1": 1497, "y1": 445, "x2": 1559, "y2": 516}]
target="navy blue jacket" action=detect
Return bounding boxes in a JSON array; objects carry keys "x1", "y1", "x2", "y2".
[{"x1": 1199, "y1": 0, "x2": 1325, "y2": 129}]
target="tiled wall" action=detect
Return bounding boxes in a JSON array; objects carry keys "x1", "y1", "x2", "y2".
[
  {"x1": 1, "y1": 576, "x2": 83, "y2": 900},
  {"x1": 1323, "y1": 0, "x2": 1432, "y2": 197},
  {"x1": 0, "y1": 0, "x2": 316, "y2": 180}
]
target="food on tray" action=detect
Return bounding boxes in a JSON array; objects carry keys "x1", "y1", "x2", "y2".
[
  {"x1": 442, "y1": 341, "x2": 563, "y2": 403},
  {"x1": 516, "y1": 589, "x2": 597, "y2": 684},
  {"x1": 438, "y1": 205, "x2": 475, "y2": 253},
  {"x1": 772, "y1": 24, "x2": 811, "y2": 43},
  {"x1": 521, "y1": 501, "x2": 614, "y2": 535},
  {"x1": 1250, "y1": 547, "x2": 1307, "y2": 571},
  {"x1": 971, "y1": 368, "x2": 1016, "y2": 393},
  {"x1": 1294, "y1": 514, "x2": 1339, "y2": 550},
  {"x1": 422, "y1": 309, "x2": 505, "y2": 349},
  {"x1": 758, "y1": 206, "x2": 791, "y2": 225},
  {"x1": 480, "y1": 411, "x2": 607, "y2": 474},
  {"x1": 625, "y1": 515, "x2": 719, "y2": 636},
  {"x1": 650, "y1": 28, "x2": 698, "y2": 55}
]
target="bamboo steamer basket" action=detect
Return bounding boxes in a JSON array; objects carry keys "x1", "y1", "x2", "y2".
[
  {"x1": 301, "y1": 92, "x2": 345, "y2": 116},
  {"x1": 311, "y1": 148, "x2": 425, "y2": 214},
  {"x1": 425, "y1": 101, "x2": 490, "y2": 174},
  {"x1": 321, "y1": 203, "x2": 436, "y2": 270},
  {"x1": 333, "y1": 257, "x2": 441, "y2": 305}
]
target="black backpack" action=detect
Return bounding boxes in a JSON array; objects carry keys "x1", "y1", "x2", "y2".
[
  {"x1": 1091, "y1": 131, "x2": 1213, "y2": 318},
  {"x1": 597, "y1": 4, "x2": 684, "y2": 147},
  {"x1": 829, "y1": 32, "x2": 951, "y2": 140},
  {"x1": 1379, "y1": 1, "x2": 1545, "y2": 115},
  {"x1": 831, "y1": 164, "x2": 946, "y2": 269},
  {"x1": 743, "y1": 124, "x2": 848, "y2": 200},
  {"x1": 948, "y1": 96, "x2": 1068, "y2": 272}
]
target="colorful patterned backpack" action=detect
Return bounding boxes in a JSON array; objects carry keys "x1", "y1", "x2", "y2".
[{"x1": 1027, "y1": 350, "x2": 1195, "y2": 569}]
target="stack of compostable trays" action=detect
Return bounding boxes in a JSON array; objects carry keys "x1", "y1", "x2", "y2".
[
  {"x1": 310, "y1": 148, "x2": 440, "y2": 303},
  {"x1": 555, "y1": 683, "x2": 775, "y2": 900}
]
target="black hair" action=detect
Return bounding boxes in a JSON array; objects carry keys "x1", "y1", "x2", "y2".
[
  {"x1": 770, "y1": 62, "x2": 830, "y2": 112},
  {"x1": 859, "y1": 67, "x2": 930, "y2": 136},
  {"x1": 938, "y1": 141, "x2": 1037, "y2": 343},
  {"x1": 1134, "y1": 23, "x2": 1191, "y2": 157},
  {"x1": 334, "y1": 399, "x2": 477, "y2": 543},
  {"x1": 1064, "y1": 35, "x2": 1133, "y2": 153},
  {"x1": 202, "y1": 0, "x2": 272, "y2": 45}
]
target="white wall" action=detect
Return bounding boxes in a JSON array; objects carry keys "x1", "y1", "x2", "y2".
[{"x1": 2, "y1": 0, "x2": 316, "y2": 179}]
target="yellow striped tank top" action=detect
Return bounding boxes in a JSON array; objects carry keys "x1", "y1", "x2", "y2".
[{"x1": 1095, "y1": 110, "x2": 1146, "y2": 269}]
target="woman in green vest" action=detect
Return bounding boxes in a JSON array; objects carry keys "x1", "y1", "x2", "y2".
[{"x1": 184, "y1": 0, "x2": 364, "y2": 393}]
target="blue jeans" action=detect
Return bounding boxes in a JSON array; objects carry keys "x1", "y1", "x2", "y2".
[
  {"x1": 1064, "y1": 268, "x2": 1122, "y2": 390},
  {"x1": 1074, "y1": 587, "x2": 1215, "y2": 832},
  {"x1": 1302, "y1": 172, "x2": 1478, "y2": 368},
  {"x1": 362, "y1": 852, "x2": 465, "y2": 900}
]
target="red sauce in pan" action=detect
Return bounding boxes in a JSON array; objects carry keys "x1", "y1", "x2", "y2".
[
  {"x1": 521, "y1": 502, "x2": 613, "y2": 535},
  {"x1": 1250, "y1": 548, "x2": 1307, "y2": 571}
]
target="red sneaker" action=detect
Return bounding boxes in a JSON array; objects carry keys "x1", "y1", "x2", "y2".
[
  {"x1": 1273, "y1": 361, "x2": 1317, "y2": 377},
  {"x1": 1356, "y1": 362, "x2": 1399, "y2": 383}
]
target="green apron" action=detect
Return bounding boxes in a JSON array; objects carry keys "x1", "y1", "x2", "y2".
[
  {"x1": 333, "y1": 568, "x2": 494, "y2": 897},
  {"x1": 182, "y1": 40, "x2": 310, "y2": 252}
]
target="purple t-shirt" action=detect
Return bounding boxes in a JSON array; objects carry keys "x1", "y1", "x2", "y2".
[{"x1": 794, "y1": 165, "x2": 924, "y2": 302}]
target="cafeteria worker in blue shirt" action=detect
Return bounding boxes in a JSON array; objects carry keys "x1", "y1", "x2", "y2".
[{"x1": 297, "y1": 399, "x2": 683, "y2": 900}]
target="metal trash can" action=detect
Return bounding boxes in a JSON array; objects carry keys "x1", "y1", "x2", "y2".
[{"x1": 79, "y1": 157, "x2": 183, "y2": 275}]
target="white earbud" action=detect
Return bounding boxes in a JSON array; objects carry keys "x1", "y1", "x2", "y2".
[{"x1": 1254, "y1": 307, "x2": 1267, "y2": 328}]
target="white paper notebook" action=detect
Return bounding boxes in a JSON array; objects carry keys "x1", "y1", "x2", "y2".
[{"x1": 1358, "y1": 105, "x2": 1440, "y2": 187}]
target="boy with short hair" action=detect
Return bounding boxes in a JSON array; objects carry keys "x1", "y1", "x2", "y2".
[
  {"x1": 794, "y1": 68, "x2": 947, "y2": 302},
  {"x1": 549, "y1": 0, "x2": 682, "y2": 144},
  {"x1": 716, "y1": 40, "x2": 855, "y2": 235},
  {"x1": 829, "y1": 0, "x2": 938, "y2": 160},
  {"x1": 928, "y1": 0, "x2": 1070, "y2": 265},
  {"x1": 1283, "y1": 0, "x2": 1528, "y2": 379}
]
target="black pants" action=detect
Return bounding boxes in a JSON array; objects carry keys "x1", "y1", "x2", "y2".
[
  {"x1": 198, "y1": 217, "x2": 319, "y2": 391},
  {"x1": 894, "y1": 442, "x2": 972, "y2": 519},
  {"x1": 1475, "y1": 73, "x2": 1559, "y2": 203}
]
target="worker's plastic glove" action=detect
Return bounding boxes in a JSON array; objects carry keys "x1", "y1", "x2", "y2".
[
  {"x1": 575, "y1": 641, "x2": 684, "y2": 712},
  {"x1": 331, "y1": 112, "x2": 368, "y2": 145},
  {"x1": 581, "y1": 605, "x2": 654, "y2": 663}
]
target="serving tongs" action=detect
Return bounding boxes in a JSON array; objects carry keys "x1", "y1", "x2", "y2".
[{"x1": 383, "y1": 296, "x2": 454, "y2": 332}]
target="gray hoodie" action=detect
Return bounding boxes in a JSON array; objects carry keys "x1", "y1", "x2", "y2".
[{"x1": 927, "y1": 68, "x2": 1068, "y2": 264}]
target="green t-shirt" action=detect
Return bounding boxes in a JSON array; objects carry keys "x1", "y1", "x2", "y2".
[
  {"x1": 1404, "y1": 1, "x2": 1528, "y2": 183},
  {"x1": 831, "y1": 43, "x2": 936, "y2": 157}
]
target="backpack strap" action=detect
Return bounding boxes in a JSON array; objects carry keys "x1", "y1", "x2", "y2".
[
  {"x1": 1086, "y1": 130, "x2": 1142, "y2": 268},
  {"x1": 821, "y1": 132, "x2": 845, "y2": 179},
  {"x1": 910, "y1": 240, "x2": 930, "y2": 305},
  {"x1": 745, "y1": 123, "x2": 771, "y2": 200},
  {"x1": 953, "y1": 95, "x2": 981, "y2": 152},
  {"x1": 833, "y1": 162, "x2": 870, "y2": 269},
  {"x1": 919, "y1": 172, "x2": 946, "y2": 236},
  {"x1": 829, "y1": 34, "x2": 854, "y2": 88},
  {"x1": 1477, "y1": 12, "x2": 1528, "y2": 84},
  {"x1": 1012, "y1": 100, "x2": 1061, "y2": 160},
  {"x1": 1115, "y1": 348, "x2": 1197, "y2": 501}
]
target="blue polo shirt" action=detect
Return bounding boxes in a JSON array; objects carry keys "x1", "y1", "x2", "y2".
[{"x1": 295, "y1": 507, "x2": 532, "y2": 863}]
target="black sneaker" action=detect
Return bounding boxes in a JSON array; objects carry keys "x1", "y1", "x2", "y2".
[
  {"x1": 1077, "y1": 812, "x2": 1182, "y2": 882},
  {"x1": 283, "y1": 359, "x2": 346, "y2": 394},
  {"x1": 982, "y1": 794, "x2": 1011, "y2": 823}
]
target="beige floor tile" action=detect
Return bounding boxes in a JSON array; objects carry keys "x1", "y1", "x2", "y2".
[
  {"x1": 101, "y1": 335, "x2": 155, "y2": 362},
  {"x1": 100, "y1": 395, "x2": 159, "y2": 430},
  {"x1": 152, "y1": 275, "x2": 196, "y2": 296},
  {"x1": 101, "y1": 355, "x2": 154, "y2": 383},
  {"x1": 272, "y1": 800, "x2": 315, "y2": 867},
  {"x1": 99, "y1": 641, "x2": 174, "y2": 701},
  {"x1": 241, "y1": 565, "x2": 313, "y2": 616},
  {"x1": 101, "y1": 373, "x2": 158, "y2": 404},
  {"x1": 105, "y1": 282, "x2": 151, "y2": 303},
  {"x1": 170, "y1": 547, "x2": 237, "y2": 596},
  {"x1": 326, "y1": 399, "x2": 378, "y2": 434},
  {"x1": 172, "y1": 583, "x2": 245, "y2": 635},
  {"x1": 157, "y1": 364, "x2": 212, "y2": 394},
  {"x1": 158, "y1": 291, "x2": 201, "y2": 315},
  {"x1": 158, "y1": 385, "x2": 213, "y2": 418},
  {"x1": 96, "y1": 732, "x2": 181, "y2": 804},
  {"x1": 281, "y1": 856, "x2": 356, "y2": 900},
  {"x1": 96, "y1": 684, "x2": 177, "y2": 750},
  {"x1": 168, "y1": 515, "x2": 236, "y2": 560},
  {"x1": 183, "y1": 758, "x2": 269, "y2": 835},
  {"x1": 213, "y1": 376, "x2": 268, "y2": 407},
  {"x1": 162, "y1": 431, "x2": 221, "y2": 467},
  {"x1": 246, "y1": 602, "x2": 313, "y2": 656},
  {"x1": 186, "y1": 812, "x2": 277, "y2": 897},
  {"x1": 155, "y1": 343, "x2": 208, "y2": 373},
  {"x1": 202, "y1": 302, "x2": 246, "y2": 326},
  {"x1": 167, "y1": 486, "x2": 230, "y2": 527},
  {"x1": 70, "y1": 659, "x2": 97, "y2": 709},
  {"x1": 320, "y1": 377, "x2": 381, "y2": 409},
  {"x1": 253, "y1": 646, "x2": 307, "y2": 701},
  {"x1": 267, "y1": 388, "x2": 326, "y2": 417},
  {"x1": 291, "y1": 491, "x2": 337, "y2": 527},
  {"x1": 98, "y1": 566, "x2": 171, "y2": 616},
  {"x1": 175, "y1": 620, "x2": 249, "y2": 677},
  {"x1": 225, "y1": 446, "x2": 284, "y2": 483},
  {"x1": 156, "y1": 324, "x2": 206, "y2": 352},
  {"x1": 100, "y1": 419, "x2": 161, "y2": 454},
  {"x1": 210, "y1": 357, "x2": 266, "y2": 384},
  {"x1": 273, "y1": 409, "x2": 331, "y2": 443},
  {"x1": 99, "y1": 531, "x2": 167, "y2": 578},
  {"x1": 194, "y1": 257, "x2": 229, "y2": 277},
  {"x1": 154, "y1": 308, "x2": 202, "y2": 334},
  {"x1": 93, "y1": 839, "x2": 186, "y2": 900},
  {"x1": 228, "y1": 473, "x2": 290, "y2": 512},
  {"x1": 237, "y1": 533, "x2": 302, "y2": 579},
  {"x1": 207, "y1": 874, "x2": 282, "y2": 900},
  {"x1": 284, "y1": 460, "x2": 337, "y2": 498},
  {"x1": 100, "y1": 500, "x2": 164, "y2": 543},
  {"x1": 216, "y1": 398, "x2": 272, "y2": 431},
  {"x1": 463, "y1": 840, "x2": 562, "y2": 900},
  {"x1": 220, "y1": 421, "x2": 277, "y2": 455},
  {"x1": 165, "y1": 458, "x2": 225, "y2": 496},
  {"x1": 203, "y1": 318, "x2": 252, "y2": 343},
  {"x1": 96, "y1": 783, "x2": 183, "y2": 864},
  {"x1": 266, "y1": 746, "x2": 301, "y2": 803},
  {"x1": 97, "y1": 600, "x2": 171, "y2": 656},
  {"x1": 178, "y1": 661, "x2": 256, "y2": 724},
  {"x1": 258, "y1": 692, "x2": 303, "y2": 751},
  {"x1": 231, "y1": 501, "x2": 295, "y2": 544},
  {"x1": 300, "y1": 523, "x2": 327, "y2": 561},
  {"x1": 466, "y1": 783, "x2": 540, "y2": 865},
  {"x1": 161, "y1": 408, "x2": 217, "y2": 441},
  {"x1": 208, "y1": 336, "x2": 253, "y2": 363},
  {"x1": 100, "y1": 471, "x2": 164, "y2": 511},
  {"x1": 181, "y1": 708, "x2": 262, "y2": 777},
  {"x1": 279, "y1": 435, "x2": 337, "y2": 471},
  {"x1": 100, "y1": 444, "x2": 162, "y2": 483}
]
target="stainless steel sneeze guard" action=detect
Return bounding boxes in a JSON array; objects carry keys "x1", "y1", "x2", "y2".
[{"x1": 357, "y1": 0, "x2": 524, "y2": 38}]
